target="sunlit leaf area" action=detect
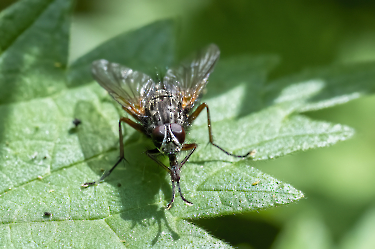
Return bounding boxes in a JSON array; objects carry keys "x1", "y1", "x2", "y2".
[{"x1": 0, "y1": 0, "x2": 375, "y2": 248}]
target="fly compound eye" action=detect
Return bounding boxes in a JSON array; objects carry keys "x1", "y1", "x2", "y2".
[
  {"x1": 152, "y1": 125, "x2": 165, "y2": 145},
  {"x1": 170, "y1": 123, "x2": 185, "y2": 144}
]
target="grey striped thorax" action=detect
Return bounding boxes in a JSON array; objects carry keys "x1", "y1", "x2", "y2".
[{"x1": 144, "y1": 88, "x2": 186, "y2": 134}]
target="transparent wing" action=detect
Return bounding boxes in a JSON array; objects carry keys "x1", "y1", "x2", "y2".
[
  {"x1": 92, "y1": 59, "x2": 155, "y2": 118},
  {"x1": 163, "y1": 44, "x2": 220, "y2": 109}
]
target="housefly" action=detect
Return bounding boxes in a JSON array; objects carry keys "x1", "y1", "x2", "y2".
[{"x1": 82, "y1": 44, "x2": 254, "y2": 209}]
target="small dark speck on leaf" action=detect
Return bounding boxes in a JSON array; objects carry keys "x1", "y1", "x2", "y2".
[
  {"x1": 69, "y1": 118, "x2": 82, "y2": 134},
  {"x1": 72, "y1": 118, "x2": 82, "y2": 127}
]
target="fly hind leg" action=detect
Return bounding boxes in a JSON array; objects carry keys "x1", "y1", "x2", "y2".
[
  {"x1": 81, "y1": 117, "x2": 144, "y2": 187},
  {"x1": 188, "y1": 103, "x2": 255, "y2": 158}
]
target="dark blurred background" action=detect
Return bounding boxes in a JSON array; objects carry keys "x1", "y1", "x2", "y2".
[{"x1": 2, "y1": 0, "x2": 375, "y2": 248}]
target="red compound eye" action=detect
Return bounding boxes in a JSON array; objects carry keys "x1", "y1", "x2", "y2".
[
  {"x1": 152, "y1": 125, "x2": 165, "y2": 146},
  {"x1": 170, "y1": 123, "x2": 185, "y2": 144}
]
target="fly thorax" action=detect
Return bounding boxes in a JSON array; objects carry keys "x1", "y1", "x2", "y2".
[{"x1": 145, "y1": 89, "x2": 185, "y2": 130}]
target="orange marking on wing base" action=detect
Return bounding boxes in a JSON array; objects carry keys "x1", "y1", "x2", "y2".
[
  {"x1": 122, "y1": 106, "x2": 144, "y2": 121},
  {"x1": 182, "y1": 96, "x2": 197, "y2": 109}
]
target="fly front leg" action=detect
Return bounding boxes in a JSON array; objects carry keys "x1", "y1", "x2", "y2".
[
  {"x1": 82, "y1": 117, "x2": 144, "y2": 187},
  {"x1": 166, "y1": 181, "x2": 176, "y2": 210},
  {"x1": 180, "y1": 143, "x2": 197, "y2": 167},
  {"x1": 188, "y1": 103, "x2": 255, "y2": 158},
  {"x1": 175, "y1": 144, "x2": 197, "y2": 208},
  {"x1": 167, "y1": 144, "x2": 197, "y2": 209},
  {"x1": 147, "y1": 148, "x2": 196, "y2": 209},
  {"x1": 146, "y1": 148, "x2": 171, "y2": 173},
  {"x1": 146, "y1": 149, "x2": 177, "y2": 209}
]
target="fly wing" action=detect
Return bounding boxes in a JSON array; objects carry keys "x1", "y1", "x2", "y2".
[
  {"x1": 163, "y1": 44, "x2": 220, "y2": 110},
  {"x1": 92, "y1": 59, "x2": 155, "y2": 118}
]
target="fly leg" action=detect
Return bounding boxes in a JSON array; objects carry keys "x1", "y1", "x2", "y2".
[
  {"x1": 180, "y1": 143, "x2": 197, "y2": 166},
  {"x1": 188, "y1": 103, "x2": 255, "y2": 158},
  {"x1": 146, "y1": 148, "x2": 171, "y2": 172},
  {"x1": 146, "y1": 149, "x2": 176, "y2": 209},
  {"x1": 146, "y1": 145, "x2": 196, "y2": 209},
  {"x1": 172, "y1": 143, "x2": 197, "y2": 208},
  {"x1": 82, "y1": 117, "x2": 144, "y2": 187}
]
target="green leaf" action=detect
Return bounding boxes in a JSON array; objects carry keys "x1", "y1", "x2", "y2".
[
  {"x1": 266, "y1": 62, "x2": 375, "y2": 112},
  {"x1": 1, "y1": 0, "x2": 373, "y2": 247},
  {"x1": 0, "y1": 0, "x2": 71, "y2": 105}
]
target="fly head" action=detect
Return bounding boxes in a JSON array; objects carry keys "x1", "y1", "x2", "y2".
[{"x1": 151, "y1": 123, "x2": 185, "y2": 155}]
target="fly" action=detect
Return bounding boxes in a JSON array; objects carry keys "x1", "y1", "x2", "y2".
[{"x1": 82, "y1": 44, "x2": 255, "y2": 209}]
